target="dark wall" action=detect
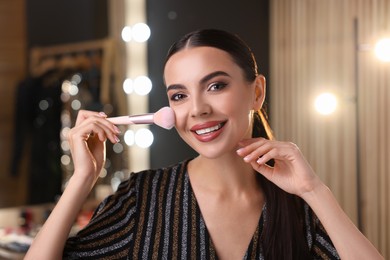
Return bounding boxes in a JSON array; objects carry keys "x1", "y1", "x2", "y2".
[
  {"x1": 147, "y1": 0, "x2": 270, "y2": 168},
  {"x1": 26, "y1": 0, "x2": 108, "y2": 47}
]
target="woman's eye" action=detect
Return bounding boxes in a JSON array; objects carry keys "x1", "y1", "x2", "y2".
[
  {"x1": 208, "y1": 82, "x2": 227, "y2": 91},
  {"x1": 170, "y1": 93, "x2": 186, "y2": 101}
]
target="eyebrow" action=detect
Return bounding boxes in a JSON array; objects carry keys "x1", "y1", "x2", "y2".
[{"x1": 166, "y1": 71, "x2": 230, "y2": 92}]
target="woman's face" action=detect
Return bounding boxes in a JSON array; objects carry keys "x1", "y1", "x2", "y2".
[{"x1": 164, "y1": 46, "x2": 264, "y2": 159}]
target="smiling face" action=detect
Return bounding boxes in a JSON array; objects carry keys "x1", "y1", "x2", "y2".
[{"x1": 164, "y1": 46, "x2": 265, "y2": 159}]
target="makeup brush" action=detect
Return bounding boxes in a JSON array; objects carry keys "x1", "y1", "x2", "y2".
[{"x1": 107, "y1": 106, "x2": 175, "y2": 130}]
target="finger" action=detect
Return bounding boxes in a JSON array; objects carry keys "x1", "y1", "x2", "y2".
[
  {"x1": 250, "y1": 161, "x2": 274, "y2": 179},
  {"x1": 256, "y1": 142, "x2": 301, "y2": 165},
  {"x1": 238, "y1": 139, "x2": 297, "y2": 166},
  {"x1": 75, "y1": 110, "x2": 107, "y2": 126},
  {"x1": 79, "y1": 114, "x2": 120, "y2": 137},
  {"x1": 255, "y1": 148, "x2": 277, "y2": 165},
  {"x1": 236, "y1": 138, "x2": 267, "y2": 157},
  {"x1": 237, "y1": 139, "x2": 275, "y2": 162},
  {"x1": 86, "y1": 120, "x2": 120, "y2": 144},
  {"x1": 70, "y1": 117, "x2": 120, "y2": 144}
]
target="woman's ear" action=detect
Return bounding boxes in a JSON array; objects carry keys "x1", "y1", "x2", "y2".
[{"x1": 253, "y1": 75, "x2": 266, "y2": 110}]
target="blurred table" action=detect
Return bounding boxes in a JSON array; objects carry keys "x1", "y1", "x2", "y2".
[
  {"x1": 0, "y1": 203, "x2": 53, "y2": 259},
  {"x1": 0, "y1": 247, "x2": 24, "y2": 260}
]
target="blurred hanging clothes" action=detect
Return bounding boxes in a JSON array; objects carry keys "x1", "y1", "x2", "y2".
[
  {"x1": 75, "y1": 51, "x2": 103, "y2": 112},
  {"x1": 11, "y1": 69, "x2": 63, "y2": 205}
]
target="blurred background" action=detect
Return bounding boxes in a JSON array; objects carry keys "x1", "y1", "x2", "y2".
[{"x1": 0, "y1": 0, "x2": 389, "y2": 258}]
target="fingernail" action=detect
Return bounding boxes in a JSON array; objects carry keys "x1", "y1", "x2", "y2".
[
  {"x1": 114, "y1": 135, "x2": 120, "y2": 143},
  {"x1": 236, "y1": 148, "x2": 244, "y2": 154},
  {"x1": 243, "y1": 156, "x2": 250, "y2": 162},
  {"x1": 99, "y1": 112, "x2": 107, "y2": 117},
  {"x1": 114, "y1": 125, "x2": 121, "y2": 133}
]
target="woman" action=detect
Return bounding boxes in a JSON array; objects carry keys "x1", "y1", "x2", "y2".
[{"x1": 25, "y1": 29, "x2": 383, "y2": 259}]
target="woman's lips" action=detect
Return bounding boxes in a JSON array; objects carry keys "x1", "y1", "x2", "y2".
[{"x1": 190, "y1": 121, "x2": 226, "y2": 142}]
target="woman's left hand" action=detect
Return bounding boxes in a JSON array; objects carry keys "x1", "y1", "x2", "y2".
[{"x1": 237, "y1": 138, "x2": 322, "y2": 197}]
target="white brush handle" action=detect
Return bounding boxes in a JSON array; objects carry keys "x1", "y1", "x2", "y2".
[{"x1": 107, "y1": 113, "x2": 153, "y2": 125}]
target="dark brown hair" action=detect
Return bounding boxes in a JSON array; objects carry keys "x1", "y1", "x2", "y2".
[{"x1": 165, "y1": 29, "x2": 311, "y2": 259}]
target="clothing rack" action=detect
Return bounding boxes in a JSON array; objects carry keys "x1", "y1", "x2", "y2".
[{"x1": 29, "y1": 38, "x2": 115, "y2": 105}]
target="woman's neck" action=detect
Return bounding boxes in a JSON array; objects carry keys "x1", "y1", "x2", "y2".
[{"x1": 188, "y1": 153, "x2": 261, "y2": 197}]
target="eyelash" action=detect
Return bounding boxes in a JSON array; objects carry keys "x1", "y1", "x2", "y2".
[
  {"x1": 170, "y1": 93, "x2": 187, "y2": 102},
  {"x1": 208, "y1": 82, "x2": 227, "y2": 91},
  {"x1": 169, "y1": 82, "x2": 228, "y2": 102}
]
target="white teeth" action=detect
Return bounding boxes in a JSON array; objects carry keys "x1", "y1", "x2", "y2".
[{"x1": 195, "y1": 124, "x2": 222, "y2": 135}]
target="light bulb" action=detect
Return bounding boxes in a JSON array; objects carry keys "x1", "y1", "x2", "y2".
[
  {"x1": 121, "y1": 26, "x2": 132, "y2": 42},
  {"x1": 374, "y1": 38, "x2": 390, "y2": 62},
  {"x1": 134, "y1": 76, "x2": 152, "y2": 95},
  {"x1": 135, "y1": 128, "x2": 154, "y2": 148},
  {"x1": 132, "y1": 23, "x2": 151, "y2": 42},
  {"x1": 315, "y1": 93, "x2": 338, "y2": 115},
  {"x1": 123, "y1": 78, "x2": 133, "y2": 94}
]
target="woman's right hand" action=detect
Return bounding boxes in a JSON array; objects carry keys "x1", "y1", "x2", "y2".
[
  {"x1": 67, "y1": 110, "x2": 121, "y2": 184},
  {"x1": 25, "y1": 111, "x2": 121, "y2": 260}
]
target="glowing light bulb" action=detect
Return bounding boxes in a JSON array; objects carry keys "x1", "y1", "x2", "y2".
[
  {"x1": 121, "y1": 26, "x2": 132, "y2": 42},
  {"x1": 132, "y1": 23, "x2": 151, "y2": 42},
  {"x1": 134, "y1": 76, "x2": 152, "y2": 95},
  {"x1": 123, "y1": 78, "x2": 133, "y2": 94},
  {"x1": 124, "y1": 130, "x2": 135, "y2": 146},
  {"x1": 315, "y1": 93, "x2": 338, "y2": 115},
  {"x1": 135, "y1": 128, "x2": 154, "y2": 148},
  {"x1": 374, "y1": 38, "x2": 390, "y2": 62}
]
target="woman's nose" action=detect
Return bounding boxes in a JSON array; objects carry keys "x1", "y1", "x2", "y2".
[{"x1": 190, "y1": 97, "x2": 211, "y2": 117}]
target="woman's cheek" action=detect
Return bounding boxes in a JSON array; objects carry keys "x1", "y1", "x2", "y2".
[{"x1": 171, "y1": 107, "x2": 186, "y2": 130}]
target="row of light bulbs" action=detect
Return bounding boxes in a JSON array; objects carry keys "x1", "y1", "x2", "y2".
[
  {"x1": 121, "y1": 23, "x2": 154, "y2": 149},
  {"x1": 121, "y1": 23, "x2": 151, "y2": 43}
]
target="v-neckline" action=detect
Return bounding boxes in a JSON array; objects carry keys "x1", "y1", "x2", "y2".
[{"x1": 184, "y1": 167, "x2": 265, "y2": 259}]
